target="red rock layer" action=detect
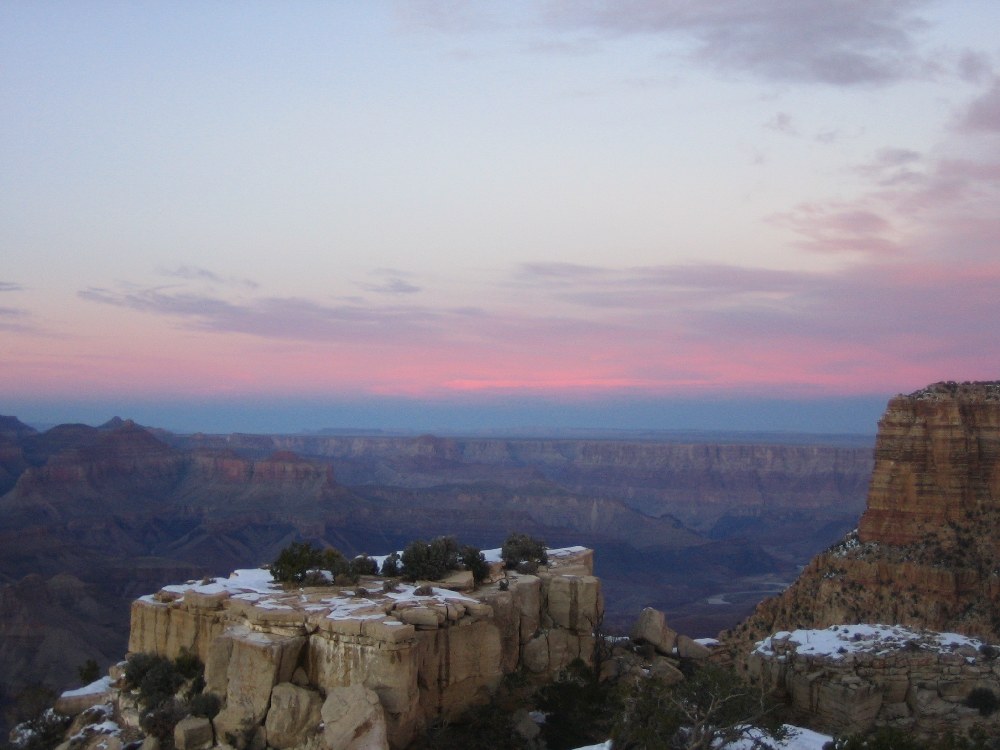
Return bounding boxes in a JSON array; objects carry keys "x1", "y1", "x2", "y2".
[
  {"x1": 724, "y1": 382, "x2": 1000, "y2": 658},
  {"x1": 859, "y1": 382, "x2": 1000, "y2": 547}
]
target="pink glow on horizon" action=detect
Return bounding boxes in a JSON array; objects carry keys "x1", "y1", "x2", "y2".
[{"x1": 3, "y1": 2, "x2": 999, "y2": 427}]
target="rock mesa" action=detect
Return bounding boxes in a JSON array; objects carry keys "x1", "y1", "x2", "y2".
[{"x1": 127, "y1": 547, "x2": 602, "y2": 749}]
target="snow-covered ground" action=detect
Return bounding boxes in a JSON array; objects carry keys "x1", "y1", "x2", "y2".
[
  {"x1": 569, "y1": 725, "x2": 833, "y2": 750},
  {"x1": 728, "y1": 724, "x2": 833, "y2": 750},
  {"x1": 755, "y1": 623, "x2": 984, "y2": 661},
  {"x1": 152, "y1": 545, "x2": 587, "y2": 599},
  {"x1": 576, "y1": 724, "x2": 833, "y2": 750}
]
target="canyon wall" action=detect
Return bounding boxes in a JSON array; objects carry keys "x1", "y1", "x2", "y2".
[
  {"x1": 185, "y1": 432, "x2": 872, "y2": 536},
  {"x1": 126, "y1": 549, "x2": 601, "y2": 749},
  {"x1": 723, "y1": 382, "x2": 1000, "y2": 738},
  {"x1": 0, "y1": 413, "x2": 871, "y2": 729},
  {"x1": 727, "y1": 382, "x2": 1000, "y2": 650}
]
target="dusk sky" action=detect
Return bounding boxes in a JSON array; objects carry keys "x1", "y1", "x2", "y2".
[{"x1": 3, "y1": 2, "x2": 999, "y2": 434}]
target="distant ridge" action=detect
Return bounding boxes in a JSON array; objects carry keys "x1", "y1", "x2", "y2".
[{"x1": 0, "y1": 415, "x2": 37, "y2": 439}]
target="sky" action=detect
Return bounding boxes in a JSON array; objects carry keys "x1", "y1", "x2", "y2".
[{"x1": 2, "y1": 1, "x2": 999, "y2": 435}]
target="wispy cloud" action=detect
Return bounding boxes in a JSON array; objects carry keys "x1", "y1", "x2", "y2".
[
  {"x1": 0, "y1": 305, "x2": 32, "y2": 332},
  {"x1": 0, "y1": 283, "x2": 33, "y2": 331},
  {"x1": 960, "y1": 77, "x2": 1000, "y2": 132},
  {"x1": 769, "y1": 204, "x2": 901, "y2": 257},
  {"x1": 157, "y1": 265, "x2": 259, "y2": 289},
  {"x1": 854, "y1": 148, "x2": 924, "y2": 186},
  {"x1": 359, "y1": 278, "x2": 422, "y2": 294},
  {"x1": 78, "y1": 285, "x2": 470, "y2": 345},
  {"x1": 765, "y1": 112, "x2": 797, "y2": 136},
  {"x1": 957, "y1": 50, "x2": 993, "y2": 84},
  {"x1": 541, "y1": 0, "x2": 933, "y2": 85},
  {"x1": 358, "y1": 269, "x2": 422, "y2": 295}
]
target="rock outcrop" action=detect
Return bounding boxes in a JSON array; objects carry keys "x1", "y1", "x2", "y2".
[
  {"x1": 722, "y1": 381, "x2": 1000, "y2": 738},
  {"x1": 728, "y1": 382, "x2": 1000, "y2": 649},
  {"x1": 748, "y1": 624, "x2": 1000, "y2": 738},
  {"x1": 127, "y1": 547, "x2": 602, "y2": 749}
]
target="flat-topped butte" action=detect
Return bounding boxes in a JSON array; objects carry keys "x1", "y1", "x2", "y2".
[{"x1": 128, "y1": 546, "x2": 602, "y2": 750}]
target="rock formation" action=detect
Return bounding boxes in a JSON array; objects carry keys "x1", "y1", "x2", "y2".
[
  {"x1": 182, "y1": 431, "x2": 873, "y2": 541},
  {"x1": 748, "y1": 625, "x2": 1000, "y2": 738},
  {"x1": 728, "y1": 382, "x2": 1000, "y2": 648},
  {"x1": 0, "y1": 412, "x2": 870, "y2": 729},
  {"x1": 126, "y1": 547, "x2": 602, "y2": 749},
  {"x1": 723, "y1": 381, "x2": 1000, "y2": 738}
]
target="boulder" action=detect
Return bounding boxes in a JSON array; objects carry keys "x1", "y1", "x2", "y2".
[
  {"x1": 397, "y1": 607, "x2": 440, "y2": 628},
  {"x1": 649, "y1": 657, "x2": 685, "y2": 685},
  {"x1": 264, "y1": 683, "x2": 323, "y2": 749},
  {"x1": 676, "y1": 635, "x2": 711, "y2": 660},
  {"x1": 630, "y1": 607, "x2": 677, "y2": 656},
  {"x1": 546, "y1": 628, "x2": 581, "y2": 672},
  {"x1": 54, "y1": 678, "x2": 113, "y2": 717},
  {"x1": 436, "y1": 570, "x2": 474, "y2": 592},
  {"x1": 321, "y1": 685, "x2": 389, "y2": 750},
  {"x1": 545, "y1": 576, "x2": 576, "y2": 631},
  {"x1": 174, "y1": 716, "x2": 214, "y2": 750},
  {"x1": 415, "y1": 618, "x2": 504, "y2": 720}
]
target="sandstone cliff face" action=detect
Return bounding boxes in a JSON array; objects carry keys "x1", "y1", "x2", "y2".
[
  {"x1": 720, "y1": 382, "x2": 1000, "y2": 737},
  {"x1": 747, "y1": 624, "x2": 1000, "y2": 738},
  {"x1": 206, "y1": 434, "x2": 873, "y2": 536},
  {"x1": 127, "y1": 548, "x2": 601, "y2": 750},
  {"x1": 859, "y1": 382, "x2": 1000, "y2": 547},
  {"x1": 728, "y1": 383, "x2": 1000, "y2": 651}
]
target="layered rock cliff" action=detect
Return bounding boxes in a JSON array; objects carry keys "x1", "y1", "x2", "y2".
[
  {"x1": 747, "y1": 624, "x2": 1000, "y2": 738},
  {"x1": 181, "y1": 432, "x2": 873, "y2": 541},
  {"x1": 0, "y1": 413, "x2": 870, "y2": 731},
  {"x1": 126, "y1": 548, "x2": 601, "y2": 749},
  {"x1": 722, "y1": 381, "x2": 1000, "y2": 738},
  {"x1": 727, "y1": 382, "x2": 1000, "y2": 648}
]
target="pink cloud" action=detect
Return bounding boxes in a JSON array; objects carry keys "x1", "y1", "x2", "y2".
[
  {"x1": 13, "y1": 99, "x2": 999, "y2": 407},
  {"x1": 52, "y1": 204, "x2": 996, "y2": 404},
  {"x1": 768, "y1": 204, "x2": 902, "y2": 256}
]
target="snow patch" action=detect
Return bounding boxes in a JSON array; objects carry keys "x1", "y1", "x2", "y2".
[
  {"x1": 755, "y1": 624, "x2": 985, "y2": 661},
  {"x1": 60, "y1": 676, "x2": 112, "y2": 698},
  {"x1": 725, "y1": 724, "x2": 833, "y2": 750}
]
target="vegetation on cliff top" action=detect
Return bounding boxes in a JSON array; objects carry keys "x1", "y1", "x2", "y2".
[{"x1": 268, "y1": 532, "x2": 547, "y2": 588}]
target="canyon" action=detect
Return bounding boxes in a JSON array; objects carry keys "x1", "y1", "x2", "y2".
[{"x1": 0, "y1": 413, "x2": 872, "y2": 732}]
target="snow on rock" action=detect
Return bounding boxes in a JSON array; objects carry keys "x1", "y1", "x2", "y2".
[
  {"x1": 569, "y1": 729, "x2": 832, "y2": 750},
  {"x1": 725, "y1": 725, "x2": 833, "y2": 750},
  {"x1": 55, "y1": 677, "x2": 114, "y2": 716},
  {"x1": 754, "y1": 623, "x2": 984, "y2": 661},
  {"x1": 60, "y1": 676, "x2": 113, "y2": 699},
  {"x1": 161, "y1": 567, "x2": 281, "y2": 599}
]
